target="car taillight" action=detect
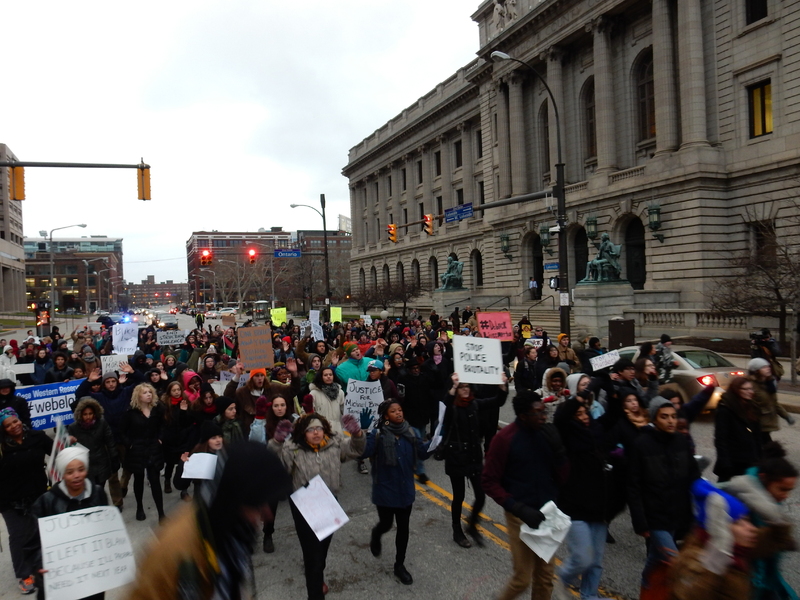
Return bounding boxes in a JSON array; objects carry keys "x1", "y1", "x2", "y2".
[
  {"x1": 697, "y1": 374, "x2": 717, "y2": 387},
  {"x1": 730, "y1": 371, "x2": 744, "y2": 376}
]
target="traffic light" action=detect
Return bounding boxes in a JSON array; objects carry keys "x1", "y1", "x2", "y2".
[
  {"x1": 248, "y1": 248, "x2": 257, "y2": 264},
  {"x1": 200, "y1": 249, "x2": 213, "y2": 266},
  {"x1": 137, "y1": 165, "x2": 151, "y2": 201},
  {"x1": 423, "y1": 213, "x2": 434, "y2": 236},
  {"x1": 8, "y1": 166, "x2": 24, "y2": 200},
  {"x1": 387, "y1": 224, "x2": 397, "y2": 243}
]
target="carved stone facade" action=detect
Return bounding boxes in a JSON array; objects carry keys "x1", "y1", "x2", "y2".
[{"x1": 343, "y1": 0, "x2": 800, "y2": 337}]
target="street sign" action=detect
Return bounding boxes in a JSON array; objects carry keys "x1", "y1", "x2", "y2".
[
  {"x1": 544, "y1": 262, "x2": 560, "y2": 271},
  {"x1": 274, "y1": 249, "x2": 302, "y2": 258},
  {"x1": 444, "y1": 203, "x2": 474, "y2": 223}
]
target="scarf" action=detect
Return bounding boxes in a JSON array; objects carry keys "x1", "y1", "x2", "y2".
[
  {"x1": 433, "y1": 355, "x2": 443, "y2": 365},
  {"x1": 319, "y1": 383, "x2": 340, "y2": 401},
  {"x1": 78, "y1": 418, "x2": 97, "y2": 430},
  {"x1": 305, "y1": 436, "x2": 330, "y2": 453},
  {"x1": 379, "y1": 420, "x2": 416, "y2": 467},
  {"x1": 202, "y1": 403, "x2": 217, "y2": 415},
  {"x1": 625, "y1": 408, "x2": 649, "y2": 428}
]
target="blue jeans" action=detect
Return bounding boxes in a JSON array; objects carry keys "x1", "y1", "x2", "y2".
[
  {"x1": 557, "y1": 520, "x2": 607, "y2": 600},
  {"x1": 642, "y1": 529, "x2": 677, "y2": 586},
  {"x1": 411, "y1": 427, "x2": 426, "y2": 475}
]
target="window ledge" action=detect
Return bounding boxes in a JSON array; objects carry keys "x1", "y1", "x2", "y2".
[
  {"x1": 746, "y1": 132, "x2": 773, "y2": 145},
  {"x1": 738, "y1": 17, "x2": 776, "y2": 38}
]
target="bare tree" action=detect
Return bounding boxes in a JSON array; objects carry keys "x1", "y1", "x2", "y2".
[
  {"x1": 350, "y1": 287, "x2": 376, "y2": 314},
  {"x1": 391, "y1": 279, "x2": 427, "y2": 319}
]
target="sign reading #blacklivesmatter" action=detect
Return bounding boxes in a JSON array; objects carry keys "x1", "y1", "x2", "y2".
[
  {"x1": 453, "y1": 336, "x2": 504, "y2": 385},
  {"x1": 476, "y1": 312, "x2": 514, "y2": 341},
  {"x1": 236, "y1": 326, "x2": 274, "y2": 370}
]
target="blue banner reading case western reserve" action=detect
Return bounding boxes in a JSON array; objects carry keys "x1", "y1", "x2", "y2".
[{"x1": 16, "y1": 379, "x2": 84, "y2": 430}]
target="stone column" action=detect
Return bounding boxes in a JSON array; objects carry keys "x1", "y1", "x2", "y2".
[
  {"x1": 421, "y1": 146, "x2": 432, "y2": 220},
  {"x1": 545, "y1": 48, "x2": 564, "y2": 184},
  {"x1": 439, "y1": 135, "x2": 451, "y2": 210},
  {"x1": 496, "y1": 82, "x2": 512, "y2": 198},
  {"x1": 590, "y1": 17, "x2": 617, "y2": 171},
  {"x1": 652, "y1": 0, "x2": 679, "y2": 154},
  {"x1": 508, "y1": 73, "x2": 528, "y2": 194},
  {"x1": 459, "y1": 121, "x2": 474, "y2": 205},
  {"x1": 678, "y1": 0, "x2": 709, "y2": 148}
]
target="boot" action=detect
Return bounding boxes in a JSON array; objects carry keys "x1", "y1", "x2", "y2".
[
  {"x1": 465, "y1": 514, "x2": 484, "y2": 548},
  {"x1": 394, "y1": 563, "x2": 413, "y2": 585},
  {"x1": 370, "y1": 527, "x2": 382, "y2": 557},
  {"x1": 452, "y1": 523, "x2": 472, "y2": 548},
  {"x1": 135, "y1": 507, "x2": 146, "y2": 521},
  {"x1": 164, "y1": 479, "x2": 172, "y2": 494}
]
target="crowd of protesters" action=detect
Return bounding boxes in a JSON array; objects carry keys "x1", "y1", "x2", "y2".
[{"x1": 0, "y1": 309, "x2": 796, "y2": 600}]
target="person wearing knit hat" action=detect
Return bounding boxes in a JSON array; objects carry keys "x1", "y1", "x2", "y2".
[
  {"x1": 748, "y1": 357, "x2": 794, "y2": 443},
  {"x1": 747, "y1": 357, "x2": 771, "y2": 374},
  {"x1": 335, "y1": 342, "x2": 372, "y2": 386},
  {"x1": 628, "y1": 397, "x2": 700, "y2": 589}
]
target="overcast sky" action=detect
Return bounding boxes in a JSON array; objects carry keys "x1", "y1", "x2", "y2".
[{"x1": 5, "y1": 1, "x2": 479, "y2": 283}]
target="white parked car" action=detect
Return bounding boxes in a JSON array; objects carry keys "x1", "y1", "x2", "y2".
[{"x1": 219, "y1": 308, "x2": 237, "y2": 316}]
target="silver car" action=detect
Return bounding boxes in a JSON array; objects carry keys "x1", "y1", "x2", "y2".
[{"x1": 617, "y1": 345, "x2": 746, "y2": 410}]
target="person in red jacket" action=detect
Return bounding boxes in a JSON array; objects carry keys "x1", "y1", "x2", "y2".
[{"x1": 482, "y1": 390, "x2": 568, "y2": 600}]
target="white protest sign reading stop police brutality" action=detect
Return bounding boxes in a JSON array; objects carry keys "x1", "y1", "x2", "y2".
[
  {"x1": 38, "y1": 506, "x2": 136, "y2": 600},
  {"x1": 453, "y1": 336, "x2": 504, "y2": 385},
  {"x1": 344, "y1": 379, "x2": 383, "y2": 431}
]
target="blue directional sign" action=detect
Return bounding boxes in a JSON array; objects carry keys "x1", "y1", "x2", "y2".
[
  {"x1": 444, "y1": 202, "x2": 474, "y2": 223},
  {"x1": 544, "y1": 262, "x2": 560, "y2": 271},
  {"x1": 274, "y1": 249, "x2": 302, "y2": 258}
]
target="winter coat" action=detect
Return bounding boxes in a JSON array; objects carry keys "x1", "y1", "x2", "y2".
[
  {"x1": 440, "y1": 394, "x2": 487, "y2": 478},
  {"x1": 713, "y1": 391, "x2": 763, "y2": 482},
  {"x1": 161, "y1": 402, "x2": 196, "y2": 458},
  {"x1": 270, "y1": 431, "x2": 365, "y2": 495},
  {"x1": 44, "y1": 365, "x2": 74, "y2": 383},
  {"x1": 361, "y1": 428, "x2": 431, "y2": 508},
  {"x1": 67, "y1": 398, "x2": 119, "y2": 483},
  {"x1": 421, "y1": 353, "x2": 453, "y2": 395},
  {"x1": 121, "y1": 404, "x2": 165, "y2": 472},
  {"x1": 474, "y1": 383, "x2": 509, "y2": 442},
  {"x1": 32, "y1": 357, "x2": 53, "y2": 384},
  {"x1": 0, "y1": 429, "x2": 51, "y2": 511},
  {"x1": 556, "y1": 344, "x2": 579, "y2": 372},
  {"x1": 309, "y1": 382, "x2": 345, "y2": 434},
  {"x1": 749, "y1": 376, "x2": 789, "y2": 433},
  {"x1": 73, "y1": 371, "x2": 144, "y2": 444},
  {"x1": 627, "y1": 426, "x2": 700, "y2": 535},
  {"x1": 214, "y1": 415, "x2": 244, "y2": 446},
  {"x1": 334, "y1": 356, "x2": 372, "y2": 386},
  {"x1": 398, "y1": 369, "x2": 435, "y2": 429},
  {"x1": 536, "y1": 367, "x2": 570, "y2": 421},
  {"x1": 0, "y1": 380, "x2": 32, "y2": 426},
  {"x1": 514, "y1": 357, "x2": 541, "y2": 391},
  {"x1": 554, "y1": 417, "x2": 615, "y2": 522}
]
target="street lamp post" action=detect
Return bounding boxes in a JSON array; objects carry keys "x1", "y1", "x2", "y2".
[
  {"x1": 82, "y1": 258, "x2": 107, "y2": 313},
  {"x1": 490, "y1": 51, "x2": 570, "y2": 336},
  {"x1": 290, "y1": 194, "x2": 332, "y2": 320},
  {"x1": 41, "y1": 224, "x2": 87, "y2": 318},
  {"x1": 199, "y1": 269, "x2": 217, "y2": 306}
]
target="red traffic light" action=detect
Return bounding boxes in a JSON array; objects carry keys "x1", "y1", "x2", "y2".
[
  {"x1": 200, "y1": 249, "x2": 213, "y2": 266},
  {"x1": 248, "y1": 249, "x2": 256, "y2": 256},
  {"x1": 248, "y1": 248, "x2": 257, "y2": 264}
]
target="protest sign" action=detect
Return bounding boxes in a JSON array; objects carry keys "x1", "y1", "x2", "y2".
[
  {"x1": 182, "y1": 453, "x2": 217, "y2": 480},
  {"x1": 219, "y1": 370, "x2": 234, "y2": 382},
  {"x1": 309, "y1": 309, "x2": 320, "y2": 323},
  {"x1": 453, "y1": 336, "x2": 503, "y2": 385},
  {"x1": 16, "y1": 379, "x2": 84, "y2": 430},
  {"x1": 45, "y1": 423, "x2": 72, "y2": 484},
  {"x1": 38, "y1": 506, "x2": 136, "y2": 600},
  {"x1": 210, "y1": 381, "x2": 227, "y2": 397},
  {"x1": 520, "y1": 323, "x2": 532, "y2": 339},
  {"x1": 311, "y1": 322, "x2": 324, "y2": 342},
  {"x1": 156, "y1": 329, "x2": 187, "y2": 346},
  {"x1": 427, "y1": 402, "x2": 447, "y2": 452},
  {"x1": 527, "y1": 338, "x2": 544, "y2": 349},
  {"x1": 237, "y1": 326, "x2": 274, "y2": 370},
  {"x1": 270, "y1": 307, "x2": 287, "y2": 325},
  {"x1": 330, "y1": 307, "x2": 342, "y2": 323},
  {"x1": 343, "y1": 379, "x2": 384, "y2": 431},
  {"x1": 112, "y1": 323, "x2": 138, "y2": 355},
  {"x1": 290, "y1": 475, "x2": 349, "y2": 541},
  {"x1": 100, "y1": 355, "x2": 129, "y2": 375},
  {"x1": 476, "y1": 312, "x2": 514, "y2": 341},
  {"x1": 221, "y1": 315, "x2": 236, "y2": 327},
  {"x1": 589, "y1": 349, "x2": 621, "y2": 372},
  {"x1": 360, "y1": 314, "x2": 372, "y2": 326}
]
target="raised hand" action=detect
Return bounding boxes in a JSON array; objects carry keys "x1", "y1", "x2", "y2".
[
  {"x1": 273, "y1": 419, "x2": 294, "y2": 443},
  {"x1": 358, "y1": 407, "x2": 374, "y2": 431}
]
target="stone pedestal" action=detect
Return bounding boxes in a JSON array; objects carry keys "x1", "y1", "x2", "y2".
[
  {"x1": 432, "y1": 288, "x2": 470, "y2": 318},
  {"x1": 573, "y1": 281, "x2": 635, "y2": 335}
]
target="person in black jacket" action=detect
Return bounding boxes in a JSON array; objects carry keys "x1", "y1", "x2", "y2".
[
  {"x1": 43, "y1": 351, "x2": 74, "y2": 383},
  {"x1": 397, "y1": 359, "x2": 434, "y2": 479},
  {"x1": 121, "y1": 383, "x2": 165, "y2": 522},
  {"x1": 67, "y1": 398, "x2": 118, "y2": 489},
  {"x1": 26, "y1": 445, "x2": 108, "y2": 600},
  {"x1": 627, "y1": 399, "x2": 700, "y2": 588},
  {"x1": 0, "y1": 408, "x2": 51, "y2": 595},
  {"x1": 514, "y1": 344, "x2": 541, "y2": 392},
  {"x1": 0, "y1": 379, "x2": 32, "y2": 427},
  {"x1": 713, "y1": 376, "x2": 763, "y2": 482},
  {"x1": 553, "y1": 398, "x2": 614, "y2": 600}
]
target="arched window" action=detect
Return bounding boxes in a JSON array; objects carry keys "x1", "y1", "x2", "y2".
[
  {"x1": 636, "y1": 50, "x2": 655, "y2": 142},
  {"x1": 382, "y1": 264, "x2": 390, "y2": 287},
  {"x1": 359, "y1": 268, "x2": 365, "y2": 291},
  {"x1": 370, "y1": 266, "x2": 378, "y2": 290},
  {"x1": 625, "y1": 218, "x2": 647, "y2": 290},
  {"x1": 582, "y1": 78, "x2": 596, "y2": 160},
  {"x1": 396, "y1": 262, "x2": 405, "y2": 286},
  {"x1": 411, "y1": 259, "x2": 421, "y2": 287},
  {"x1": 573, "y1": 227, "x2": 589, "y2": 286},
  {"x1": 470, "y1": 249, "x2": 484, "y2": 287},
  {"x1": 539, "y1": 102, "x2": 550, "y2": 181},
  {"x1": 429, "y1": 257, "x2": 439, "y2": 290}
]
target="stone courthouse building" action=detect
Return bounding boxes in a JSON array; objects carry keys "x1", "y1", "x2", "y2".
[{"x1": 343, "y1": 0, "x2": 800, "y2": 338}]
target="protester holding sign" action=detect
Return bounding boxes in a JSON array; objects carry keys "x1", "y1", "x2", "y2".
[
  {"x1": 0, "y1": 408, "x2": 52, "y2": 595},
  {"x1": 269, "y1": 413, "x2": 367, "y2": 600},
  {"x1": 27, "y1": 445, "x2": 110, "y2": 600}
]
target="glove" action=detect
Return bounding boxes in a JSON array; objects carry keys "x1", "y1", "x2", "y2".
[
  {"x1": 786, "y1": 415, "x2": 796, "y2": 426},
  {"x1": 273, "y1": 419, "x2": 294, "y2": 443},
  {"x1": 301, "y1": 394, "x2": 314, "y2": 414},
  {"x1": 510, "y1": 502, "x2": 545, "y2": 529},
  {"x1": 341, "y1": 413, "x2": 362, "y2": 436},
  {"x1": 359, "y1": 407, "x2": 374, "y2": 430}
]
